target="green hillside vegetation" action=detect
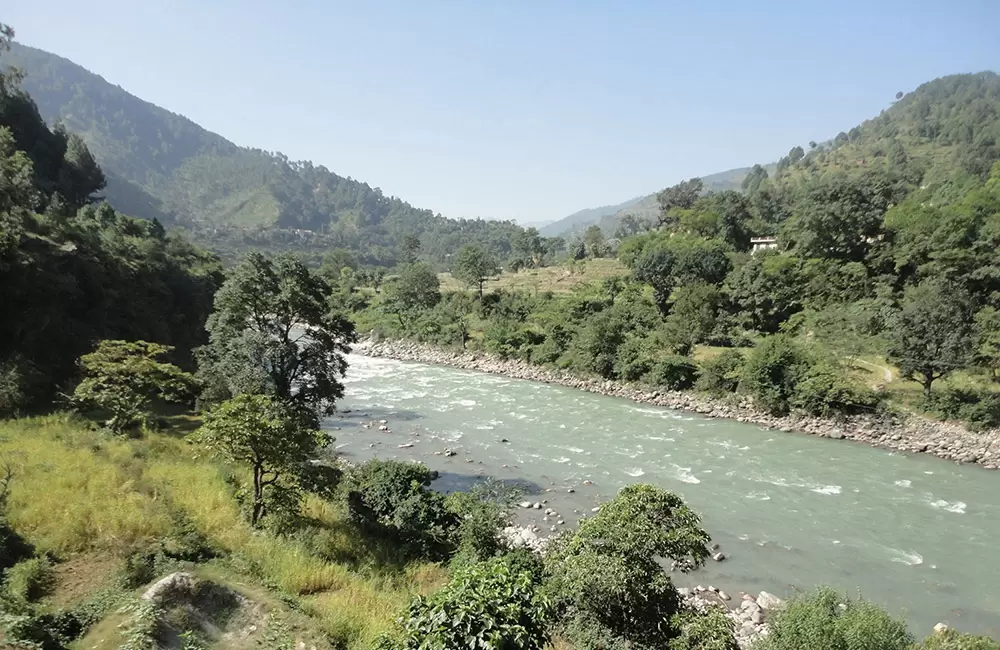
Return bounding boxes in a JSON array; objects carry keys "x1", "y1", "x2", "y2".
[
  {"x1": 355, "y1": 71, "x2": 1000, "y2": 431},
  {"x1": 3, "y1": 22, "x2": 1000, "y2": 650},
  {"x1": 2, "y1": 42, "x2": 527, "y2": 267}
]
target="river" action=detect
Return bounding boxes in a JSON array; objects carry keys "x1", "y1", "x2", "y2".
[{"x1": 324, "y1": 354, "x2": 1000, "y2": 636}]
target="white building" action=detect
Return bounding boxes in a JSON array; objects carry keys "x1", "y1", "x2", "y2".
[{"x1": 750, "y1": 237, "x2": 778, "y2": 253}]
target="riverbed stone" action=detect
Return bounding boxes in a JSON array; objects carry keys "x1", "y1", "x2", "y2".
[{"x1": 757, "y1": 591, "x2": 783, "y2": 610}]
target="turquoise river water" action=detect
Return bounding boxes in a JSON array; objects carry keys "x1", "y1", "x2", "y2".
[{"x1": 324, "y1": 355, "x2": 1000, "y2": 636}]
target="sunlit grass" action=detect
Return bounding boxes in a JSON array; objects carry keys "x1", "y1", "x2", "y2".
[
  {"x1": 0, "y1": 413, "x2": 447, "y2": 650},
  {"x1": 439, "y1": 258, "x2": 627, "y2": 295}
]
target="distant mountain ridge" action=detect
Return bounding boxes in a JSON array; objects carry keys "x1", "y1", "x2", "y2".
[
  {"x1": 3, "y1": 42, "x2": 524, "y2": 266},
  {"x1": 542, "y1": 165, "x2": 771, "y2": 237}
]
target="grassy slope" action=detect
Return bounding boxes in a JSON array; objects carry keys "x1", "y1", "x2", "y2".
[
  {"x1": 439, "y1": 258, "x2": 627, "y2": 295},
  {"x1": 0, "y1": 414, "x2": 446, "y2": 650}
]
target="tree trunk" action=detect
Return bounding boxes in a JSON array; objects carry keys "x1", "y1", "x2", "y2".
[
  {"x1": 922, "y1": 373, "x2": 935, "y2": 400},
  {"x1": 252, "y1": 463, "x2": 265, "y2": 527},
  {"x1": 477, "y1": 280, "x2": 484, "y2": 301}
]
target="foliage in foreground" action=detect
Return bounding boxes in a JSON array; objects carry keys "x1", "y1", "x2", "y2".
[
  {"x1": 545, "y1": 484, "x2": 711, "y2": 649},
  {"x1": 72, "y1": 340, "x2": 197, "y2": 435},
  {"x1": 756, "y1": 586, "x2": 914, "y2": 650},
  {"x1": 378, "y1": 555, "x2": 551, "y2": 650}
]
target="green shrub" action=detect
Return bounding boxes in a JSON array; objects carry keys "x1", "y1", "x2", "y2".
[
  {"x1": 740, "y1": 336, "x2": 808, "y2": 414},
  {"x1": 4, "y1": 557, "x2": 55, "y2": 602},
  {"x1": 696, "y1": 349, "x2": 745, "y2": 393},
  {"x1": 342, "y1": 459, "x2": 456, "y2": 560},
  {"x1": 757, "y1": 586, "x2": 913, "y2": 650},
  {"x1": 925, "y1": 388, "x2": 1000, "y2": 430},
  {"x1": 790, "y1": 362, "x2": 881, "y2": 416},
  {"x1": 645, "y1": 356, "x2": 699, "y2": 390},
  {"x1": 444, "y1": 480, "x2": 517, "y2": 570},
  {"x1": 546, "y1": 485, "x2": 710, "y2": 649},
  {"x1": 915, "y1": 629, "x2": 1000, "y2": 650},
  {"x1": 614, "y1": 337, "x2": 654, "y2": 381},
  {"x1": 669, "y1": 609, "x2": 738, "y2": 650},
  {"x1": 387, "y1": 555, "x2": 552, "y2": 650}
]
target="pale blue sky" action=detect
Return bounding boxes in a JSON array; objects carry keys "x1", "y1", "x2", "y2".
[{"x1": 6, "y1": 1, "x2": 1000, "y2": 224}]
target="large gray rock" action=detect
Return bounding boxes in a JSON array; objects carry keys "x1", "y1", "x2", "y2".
[
  {"x1": 757, "y1": 591, "x2": 784, "y2": 610},
  {"x1": 142, "y1": 572, "x2": 199, "y2": 604}
]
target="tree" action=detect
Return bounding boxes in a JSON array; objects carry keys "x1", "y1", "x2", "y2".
[
  {"x1": 383, "y1": 262, "x2": 441, "y2": 322},
  {"x1": 72, "y1": 340, "x2": 196, "y2": 435},
  {"x1": 788, "y1": 146, "x2": 805, "y2": 164},
  {"x1": 384, "y1": 555, "x2": 551, "y2": 650},
  {"x1": 973, "y1": 306, "x2": 1000, "y2": 381},
  {"x1": 583, "y1": 225, "x2": 607, "y2": 258},
  {"x1": 400, "y1": 234, "x2": 421, "y2": 265},
  {"x1": 634, "y1": 246, "x2": 675, "y2": 313},
  {"x1": 888, "y1": 280, "x2": 972, "y2": 398},
  {"x1": 198, "y1": 252, "x2": 356, "y2": 421},
  {"x1": 741, "y1": 164, "x2": 769, "y2": 194},
  {"x1": 657, "y1": 178, "x2": 703, "y2": 226},
  {"x1": 547, "y1": 485, "x2": 710, "y2": 649},
  {"x1": 454, "y1": 245, "x2": 499, "y2": 300},
  {"x1": 192, "y1": 394, "x2": 330, "y2": 527},
  {"x1": 515, "y1": 227, "x2": 545, "y2": 268}
]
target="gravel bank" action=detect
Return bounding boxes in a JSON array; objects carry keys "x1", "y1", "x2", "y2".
[{"x1": 355, "y1": 339, "x2": 1000, "y2": 470}]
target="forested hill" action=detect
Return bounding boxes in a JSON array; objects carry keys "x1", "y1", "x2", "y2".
[
  {"x1": 2, "y1": 42, "x2": 525, "y2": 266},
  {"x1": 768, "y1": 72, "x2": 1000, "y2": 197}
]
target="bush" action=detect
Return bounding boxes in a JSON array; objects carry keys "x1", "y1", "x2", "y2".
[
  {"x1": 614, "y1": 337, "x2": 654, "y2": 381},
  {"x1": 915, "y1": 629, "x2": 1000, "y2": 650},
  {"x1": 386, "y1": 555, "x2": 552, "y2": 650},
  {"x1": 696, "y1": 349, "x2": 745, "y2": 393},
  {"x1": 790, "y1": 362, "x2": 881, "y2": 416},
  {"x1": 4, "y1": 557, "x2": 55, "y2": 602},
  {"x1": 645, "y1": 356, "x2": 699, "y2": 390},
  {"x1": 546, "y1": 485, "x2": 710, "y2": 649},
  {"x1": 740, "y1": 336, "x2": 808, "y2": 414},
  {"x1": 925, "y1": 388, "x2": 1000, "y2": 430},
  {"x1": 342, "y1": 459, "x2": 456, "y2": 559},
  {"x1": 444, "y1": 480, "x2": 517, "y2": 570},
  {"x1": 669, "y1": 609, "x2": 739, "y2": 650},
  {"x1": 757, "y1": 586, "x2": 913, "y2": 650}
]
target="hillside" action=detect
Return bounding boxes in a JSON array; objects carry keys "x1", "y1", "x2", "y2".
[
  {"x1": 539, "y1": 196, "x2": 645, "y2": 236},
  {"x1": 543, "y1": 165, "x2": 766, "y2": 238},
  {"x1": 2, "y1": 43, "x2": 524, "y2": 266},
  {"x1": 769, "y1": 72, "x2": 1000, "y2": 196}
]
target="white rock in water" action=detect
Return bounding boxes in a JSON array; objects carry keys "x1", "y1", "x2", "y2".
[
  {"x1": 757, "y1": 591, "x2": 784, "y2": 610},
  {"x1": 397, "y1": 443, "x2": 413, "y2": 449},
  {"x1": 719, "y1": 591, "x2": 731, "y2": 601},
  {"x1": 519, "y1": 501, "x2": 532, "y2": 509},
  {"x1": 934, "y1": 623, "x2": 949, "y2": 634},
  {"x1": 712, "y1": 552, "x2": 726, "y2": 561},
  {"x1": 591, "y1": 506, "x2": 601, "y2": 512},
  {"x1": 533, "y1": 502, "x2": 542, "y2": 509}
]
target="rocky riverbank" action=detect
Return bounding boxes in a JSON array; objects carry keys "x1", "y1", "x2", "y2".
[{"x1": 354, "y1": 339, "x2": 1000, "y2": 470}]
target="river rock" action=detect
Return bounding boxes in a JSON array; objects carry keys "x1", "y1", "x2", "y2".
[
  {"x1": 519, "y1": 501, "x2": 532, "y2": 509},
  {"x1": 533, "y1": 502, "x2": 542, "y2": 509},
  {"x1": 933, "y1": 623, "x2": 949, "y2": 634},
  {"x1": 712, "y1": 552, "x2": 726, "y2": 561},
  {"x1": 757, "y1": 591, "x2": 784, "y2": 610}
]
